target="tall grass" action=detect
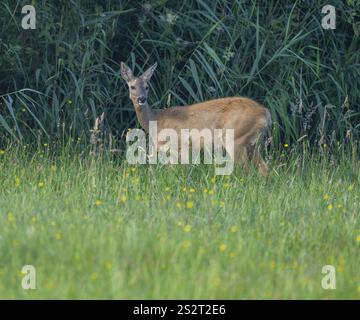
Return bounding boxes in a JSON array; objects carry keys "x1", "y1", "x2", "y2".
[
  {"x1": 0, "y1": 0, "x2": 359, "y2": 149},
  {"x1": 0, "y1": 145, "x2": 359, "y2": 299}
]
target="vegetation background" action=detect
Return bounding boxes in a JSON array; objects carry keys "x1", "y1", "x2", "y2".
[{"x1": 0, "y1": 0, "x2": 359, "y2": 149}]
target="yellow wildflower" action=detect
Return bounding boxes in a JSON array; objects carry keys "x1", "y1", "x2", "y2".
[
  {"x1": 212, "y1": 277, "x2": 221, "y2": 287},
  {"x1": 45, "y1": 280, "x2": 55, "y2": 289},
  {"x1": 7, "y1": 212, "x2": 15, "y2": 223},
  {"x1": 186, "y1": 201, "x2": 194, "y2": 209},
  {"x1": 183, "y1": 225, "x2": 192, "y2": 233},
  {"x1": 91, "y1": 272, "x2": 99, "y2": 281},
  {"x1": 55, "y1": 232, "x2": 62, "y2": 240},
  {"x1": 182, "y1": 240, "x2": 191, "y2": 250},
  {"x1": 229, "y1": 226, "x2": 238, "y2": 233},
  {"x1": 95, "y1": 199, "x2": 102, "y2": 206},
  {"x1": 219, "y1": 244, "x2": 227, "y2": 252},
  {"x1": 104, "y1": 261, "x2": 112, "y2": 270}
]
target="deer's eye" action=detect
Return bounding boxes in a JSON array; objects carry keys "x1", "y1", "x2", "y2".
[
  {"x1": 130, "y1": 86, "x2": 135, "y2": 90},
  {"x1": 145, "y1": 86, "x2": 149, "y2": 90}
]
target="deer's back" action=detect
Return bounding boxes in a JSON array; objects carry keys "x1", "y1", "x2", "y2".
[{"x1": 155, "y1": 97, "x2": 269, "y2": 137}]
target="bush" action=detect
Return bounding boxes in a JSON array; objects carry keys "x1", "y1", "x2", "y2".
[{"x1": 0, "y1": 0, "x2": 359, "y2": 148}]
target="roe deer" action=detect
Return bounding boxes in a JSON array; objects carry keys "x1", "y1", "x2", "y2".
[{"x1": 120, "y1": 61, "x2": 272, "y2": 176}]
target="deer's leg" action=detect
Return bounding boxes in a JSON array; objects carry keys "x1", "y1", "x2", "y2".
[
  {"x1": 232, "y1": 140, "x2": 250, "y2": 172},
  {"x1": 247, "y1": 144, "x2": 269, "y2": 176}
]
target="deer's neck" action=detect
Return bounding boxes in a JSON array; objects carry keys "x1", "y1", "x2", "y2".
[{"x1": 133, "y1": 101, "x2": 157, "y2": 133}]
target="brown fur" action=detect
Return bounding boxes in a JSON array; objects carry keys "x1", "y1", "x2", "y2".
[{"x1": 120, "y1": 62, "x2": 271, "y2": 176}]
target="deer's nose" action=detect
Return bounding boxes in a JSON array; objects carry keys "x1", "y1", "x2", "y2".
[{"x1": 137, "y1": 96, "x2": 146, "y2": 104}]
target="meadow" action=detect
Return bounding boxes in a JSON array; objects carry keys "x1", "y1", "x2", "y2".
[{"x1": 0, "y1": 145, "x2": 359, "y2": 299}]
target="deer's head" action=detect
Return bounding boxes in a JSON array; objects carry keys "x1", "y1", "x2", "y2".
[{"x1": 120, "y1": 62, "x2": 157, "y2": 107}]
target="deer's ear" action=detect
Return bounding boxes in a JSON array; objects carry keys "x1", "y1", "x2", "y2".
[
  {"x1": 120, "y1": 62, "x2": 134, "y2": 82},
  {"x1": 140, "y1": 63, "x2": 157, "y2": 82}
]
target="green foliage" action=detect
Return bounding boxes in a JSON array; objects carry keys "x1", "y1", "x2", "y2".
[
  {"x1": 0, "y1": 147, "x2": 359, "y2": 298},
  {"x1": 0, "y1": 0, "x2": 359, "y2": 148}
]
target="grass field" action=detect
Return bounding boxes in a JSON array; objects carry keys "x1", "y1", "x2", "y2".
[{"x1": 0, "y1": 145, "x2": 359, "y2": 299}]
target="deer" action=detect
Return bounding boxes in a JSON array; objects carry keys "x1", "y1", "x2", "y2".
[{"x1": 120, "y1": 61, "x2": 272, "y2": 176}]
